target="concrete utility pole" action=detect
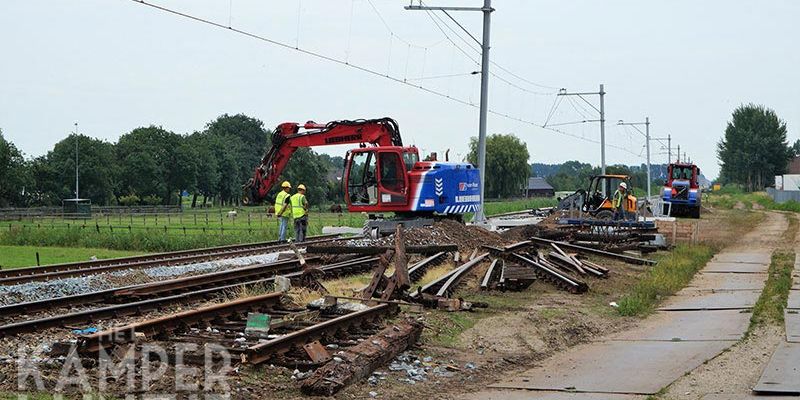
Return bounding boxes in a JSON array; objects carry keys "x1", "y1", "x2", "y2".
[
  {"x1": 74, "y1": 122, "x2": 79, "y2": 199},
  {"x1": 557, "y1": 84, "x2": 606, "y2": 174},
  {"x1": 405, "y1": 0, "x2": 493, "y2": 223},
  {"x1": 618, "y1": 118, "x2": 652, "y2": 199},
  {"x1": 652, "y1": 133, "x2": 671, "y2": 164}
]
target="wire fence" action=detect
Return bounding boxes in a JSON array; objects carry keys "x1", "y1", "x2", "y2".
[{"x1": 3, "y1": 211, "x2": 363, "y2": 236}]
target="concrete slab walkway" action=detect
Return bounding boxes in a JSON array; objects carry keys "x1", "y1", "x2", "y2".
[
  {"x1": 459, "y1": 214, "x2": 784, "y2": 399},
  {"x1": 753, "y1": 254, "x2": 800, "y2": 395}
]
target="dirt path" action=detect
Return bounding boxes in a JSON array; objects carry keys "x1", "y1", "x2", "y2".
[
  {"x1": 661, "y1": 211, "x2": 795, "y2": 399},
  {"x1": 460, "y1": 212, "x2": 789, "y2": 400}
]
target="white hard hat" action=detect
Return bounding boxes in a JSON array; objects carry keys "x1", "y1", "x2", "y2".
[{"x1": 619, "y1": 182, "x2": 628, "y2": 189}]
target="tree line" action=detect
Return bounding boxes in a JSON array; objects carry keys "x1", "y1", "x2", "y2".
[
  {"x1": 533, "y1": 161, "x2": 671, "y2": 193},
  {"x1": 0, "y1": 114, "x2": 343, "y2": 208},
  {"x1": 717, "y1": 104, "x2": 798, "y2": 191},
  {"x1": 463, "y1": 133, "x2": 673, "y2": 198}
]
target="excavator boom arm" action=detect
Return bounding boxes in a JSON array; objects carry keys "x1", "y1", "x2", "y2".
[{"x1": 243, "y1": 117, "x2": 402, "y2": 205}]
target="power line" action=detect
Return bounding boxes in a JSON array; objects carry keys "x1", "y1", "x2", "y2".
[
  {"x1": 440, "y1": 9, "x2": 481, "y2": 47},
  {"x1": 129, "y1": 0, "x2": 609, "y2": 152},
  {"x1": 419, "y1": 2, "x2": 558, "y2": 95},
  {"x1": 407, "y1": 71, "x2": 478, "y2": 81},
  {"x1": 365, "y1": 0, "x2": 444, "y2": 49}
]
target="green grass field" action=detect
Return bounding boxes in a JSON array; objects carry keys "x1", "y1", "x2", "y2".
[
  {"x1": 0, "y1": 245, "x2": 142, "y2": 269},
  {"x1": 707, "y1": 188, "x2": 800, "y2": 212},
  {"x1": 0, "y1": 199, "x2": 555, "y2": 254}
]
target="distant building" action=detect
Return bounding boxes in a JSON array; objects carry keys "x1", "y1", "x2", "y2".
[
  {"x1": 788, "y1": 156, "x2": 800, "y2": 174},
  {"x1": 524, "y1": 177, "x2": 555, "y2": 198}
]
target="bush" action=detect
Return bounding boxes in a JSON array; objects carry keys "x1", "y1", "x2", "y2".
[
  {"x1": 118, "y1": 194, "x2": 140, "y2": 206},
  {"x1": 142, "y1": 194, "x2": 162, "y2": 205}
]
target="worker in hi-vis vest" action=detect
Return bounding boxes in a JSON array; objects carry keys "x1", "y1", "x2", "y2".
[
  {"x1": 612, "y1": 182, "x2": 628, "y2": 221},
  {"x1": 275, "y1": 181, "x2": 292, "y2": 241},
  {"x1": 290, "y1": 184, "x2": 309, "y2": 242}
]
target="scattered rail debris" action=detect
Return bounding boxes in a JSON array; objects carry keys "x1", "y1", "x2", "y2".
[
  {"x1": 0, "y1": 214, "x2": 665, "y2": 397},
  {"x1": 300, "y1": 318, "x2": 423, "y2": 396}
]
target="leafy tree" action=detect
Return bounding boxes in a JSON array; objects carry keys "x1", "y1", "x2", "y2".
[
  {"x1": 39, "y1": 134, "x2": 117, "y2": 205},
  {"x1": 791, "y1": 139, "x2": 800, "y2": 157},
  {"x1": 187, "y1": 132, "x2": 221, "y2": 207},
  {"x1": 717, "y1": 104, "x2": 792, "y2": 191},
  {"x1": 116, "y1": 126, "x2": 195, "y2": 205},
  {"x1": 468, "y1": 134, "x2": 530, "y2": 198},
  {"x1": 203, "y1": 114, "x2": 269, "y2": 203},
  {"x1": 0, "y1": 130, "x2": 29, "y2": 207}
]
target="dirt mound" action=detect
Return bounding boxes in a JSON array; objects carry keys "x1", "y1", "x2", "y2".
[
  {"x1": 332, "y1": 220, "x2": 507, "y2": 254},
  {"x1": 402, "y1": 219, "x2": 507, "y2": 253}
]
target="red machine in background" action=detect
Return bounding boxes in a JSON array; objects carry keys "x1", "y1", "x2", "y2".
[
  {"x1": 242, "y1": 118, "x2": 482, "y2": 236},
  {"x1": 661, "y1": 162, "x2": 702, "y2": 218}
]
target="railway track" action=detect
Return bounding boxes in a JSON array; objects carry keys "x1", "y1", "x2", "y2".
[
  {"x1": 0, "y1": 255, "x2": 381, "y2": 337},
  {"x1": 0, "y1": 234, "x2": 340, "y2": 285},
  {"x1": 75, "y1": 288, "x2": 393, "y2": 369}
]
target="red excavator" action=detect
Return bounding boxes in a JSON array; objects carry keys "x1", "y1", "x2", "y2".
[{"x1": 242, "y1": 117, "x2": 482, "y2": 236}]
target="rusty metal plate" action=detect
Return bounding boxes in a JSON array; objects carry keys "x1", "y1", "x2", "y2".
[
  {"x1": 712, "y1": 253, "x2": 771, "y2": 264},
  {"x1": 459, "y1": 390, "x2": 644, "y2": 400},
  {"x1": 788, "y1": 290, "x2": 800, "y2": 309},
  {"x1": 786, "y1": 310, "x2": 800, "y2": 343},
  {"x1": 303, "y1": 341, "x2": 331, "y2": 364},
  {"x1": 703, "y1": 262, "x2": 767, "y2": 274},
  {"x1": 687, "y1": 273, "x2": 767, "y2": 291},
  {"x1": 490, "y1": 340, "x2": 732, "y2": 395},
  {"x1": 753, "y1": 341, "x2": 800, "y2": 394},
  {"x1": 610, "y1": 310, "x2": 749, "y2": 342},
  {"x1": 658, "y1": 290, "x2": 760, "y2": 311}
]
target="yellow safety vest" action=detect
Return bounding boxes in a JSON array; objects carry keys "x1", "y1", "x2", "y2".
[
  {"x1": 290, "y1": 193, "x2": 307, "y2": 219},
  {"x1": 612, "y1": 190, "x2": 624, "y2": 208},
  {"x1": 275, "y1": 191, "x2": 291, "y2": 216}
]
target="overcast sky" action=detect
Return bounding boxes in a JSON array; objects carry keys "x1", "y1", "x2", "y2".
[{"x1": 2, "y1": 0, "x2": 798, "y2": 179}]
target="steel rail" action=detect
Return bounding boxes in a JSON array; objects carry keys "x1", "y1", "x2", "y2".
[
  {"x1": 0, "y1": 257, "x2": 313, "y2": 318},
  {"x1": 480, "y1": 259, "x2": 499, "y2": 290},
  {"x1": 412, "y1": 254, "x2": 488, "y2": 297},
  {"x1": 244, "y1": 303, "x2": 392, "y2": 365},
  {"x1": 511, "y1": 253, "x2": 588, "y2": 294},
  {"x1": 407, "y1": 252, "x2": 449, "y2": 283},
  {"x1": 112, "y1": 257, "x2": 320, "y2": 297},
  {"x1": 0, "y1": 257, "x2": 380, "y2": 337},
  {"x1": 435, "y1": 254, "x2": 489, "y2": 297},
  {"x1": 529, "y1": 237, "x2": 656, "y2": 265},
  {"x1": 305, "y1": 244, "x2": 457, "y2": 255},
  {"x1": 79, "y1": 292, "x2": 285, "y2": 353},
  {"x1": 0, "y1": 234, "x2": 340, "y2": 283}
]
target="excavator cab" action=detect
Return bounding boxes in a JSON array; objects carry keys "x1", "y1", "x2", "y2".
[
  {"x1": 558, "y1": 174, "x2": 637, "y2": 220},
  {"x1": 345, "y1": 147, "x2": 418, "y2": 212},
  {"x1": 584, "y1": 174, "x2": 637, "y2": 219}
]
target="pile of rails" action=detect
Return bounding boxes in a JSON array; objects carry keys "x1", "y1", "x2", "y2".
[
  {"x1": 511, "y1": 218, "x2": 662, "y2": 254},
  {"x1": 481, "y1": 237, "x2": 655, "y2": 294},
  {"x1": 0, "y1": 221, "x2": 659, "y2": 397},
  {"x1": 0, "y1": 233, "x2": 428, "y2": 397}
]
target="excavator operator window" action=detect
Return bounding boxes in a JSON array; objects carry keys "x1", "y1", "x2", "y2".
[
  {"x1": 403, "y1": 152, "x2": 418, "y2": 171},
  {"x1": 347, "y1": 151, "x2": 378, "y2": 205},
  {"x1": 379, "y1": 152, "x2": 405, "y2": 194}
]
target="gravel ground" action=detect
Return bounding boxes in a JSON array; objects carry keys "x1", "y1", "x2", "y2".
[{"x1": 0, "y1": 251, "x2": 286, "y2": 305}]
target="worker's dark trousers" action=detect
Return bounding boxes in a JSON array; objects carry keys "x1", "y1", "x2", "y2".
[{"x1": 294, "y1": 215, "x2": 308, "y2": 242}]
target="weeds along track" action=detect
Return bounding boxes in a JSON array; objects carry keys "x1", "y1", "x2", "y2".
[{"x1": 0, "y1": 234, "x2": 340, "y2": 285}]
